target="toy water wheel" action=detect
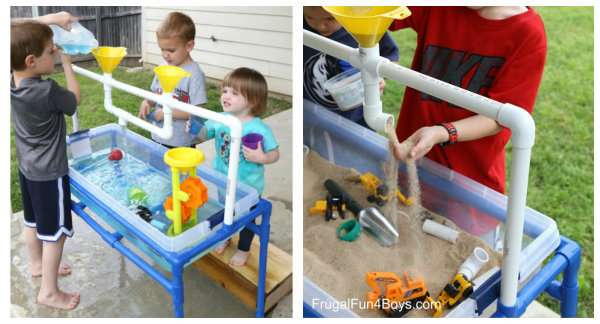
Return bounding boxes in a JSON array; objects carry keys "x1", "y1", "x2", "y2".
[
  {"x1": 180, "y1": 176, "x2": 208, "y2": 209},
  {"x1": 163, "y1": 197, "x2": 192, "y2": 223}
]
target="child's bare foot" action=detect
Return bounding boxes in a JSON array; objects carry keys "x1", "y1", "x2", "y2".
[
  {"x1": 213, "y1": 239, "x2": 230, "y2": 255},
  {"x1": 37, "y1": 290, "x2": 80, "y2": 310},
  {"x1": 229, "y1": 250, "x2": 250, "y2": 267},
  {"x1": 31, "y1": 263, "x2": 72, "y2": 278}
]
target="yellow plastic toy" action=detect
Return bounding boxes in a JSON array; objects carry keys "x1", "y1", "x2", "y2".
[
  {"x1": 309, "y1": 200, "x2": 346, "y2": 215},
  {"x1": 163, "y1": 147, "x2": 208, "y2": 236},
  {"x1": 323, "y1": 6, "x2": 411, "y2": 48},
  {"x1": 154, "y1": 66, "x2": 191, "y2": 93},
  {"x1": 353, "y1": 172, "x2": 413, "y2": 206},
  {"x1": 91, "y1": 46, "x2": 127, "y2": 73}
]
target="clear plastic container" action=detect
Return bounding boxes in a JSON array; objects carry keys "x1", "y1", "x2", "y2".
[
  {"x1": 324, "y1": 68, "x2": 364, "y2": 111},
  {"x1": 303, "y1": 99, "x2": 561, "y2": 317},
  {"x1": 50, "y1": 22, "x2": 99, "y2": 55},
  {"x1": 67, "y1": 124, "x2": 259, "y2": 253}
]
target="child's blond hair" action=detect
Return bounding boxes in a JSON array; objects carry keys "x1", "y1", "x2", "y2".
[
  {"x1": 222, "y1": 68, "x2": 268, "y2": 116},
  {"x1": 156, "y1": 12, "x2": 195, "y2": 43}
]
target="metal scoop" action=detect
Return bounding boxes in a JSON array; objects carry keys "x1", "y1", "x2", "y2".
[{"x1": 359, "y1": 207, "x2": 399, "y2": 247}]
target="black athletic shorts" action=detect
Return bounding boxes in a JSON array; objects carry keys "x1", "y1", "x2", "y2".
[{"x1": 19, "y1": 171, "x2": 73, "y2": 241}]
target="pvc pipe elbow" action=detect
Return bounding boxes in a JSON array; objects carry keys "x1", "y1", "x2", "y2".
[
  {"x1": 496, "y1": 103, "x2": 536, "y2": 149},
  {"x1": 364, "y1": 110, "x2": 394, "y2": 133},
  {"x1": 459, "y1": 247, "x2": 490, "y2": 281},
  {"x1": 422, "y1": 219, "x2": 459, "y2": 243}
]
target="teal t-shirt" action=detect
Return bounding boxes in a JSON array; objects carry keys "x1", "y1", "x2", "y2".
[{"x1": 205, "y1": 114, "x2": 278, "y2": 194}]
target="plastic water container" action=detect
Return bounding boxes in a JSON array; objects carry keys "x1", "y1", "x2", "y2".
[
  {"x1": 67, "y1": 123, "x2": 260, "y2": 253},
  {"x1": 50, "y1": 22, "x2": 98, "y2": 55},
  {"x1": 324, "y1": 68, "x2": 364, "y2": 111}
]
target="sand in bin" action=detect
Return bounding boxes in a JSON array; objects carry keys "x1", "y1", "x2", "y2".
[{"x1": 304, "y1": 151, "x2": 501, "y2": 317}]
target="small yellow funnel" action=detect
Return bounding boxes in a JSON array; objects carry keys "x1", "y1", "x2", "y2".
[
  {"x1": 154, "y1": 66, "x2": 191, "y2": 93},
  {"x1": 91, "y1": 47, "x2": 127, "y2": 74},
  {"x1": 323, "y1": 6, "x2": 411, "y2": 48}
]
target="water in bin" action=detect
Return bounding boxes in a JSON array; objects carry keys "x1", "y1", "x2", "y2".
[{"x1": 50, "y1": 22, "x2": 98, "y2": 55}]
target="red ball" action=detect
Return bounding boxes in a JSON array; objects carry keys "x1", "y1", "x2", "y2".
[{"x1": 108, "y1": 148, "x2": 123, "y2": 161}]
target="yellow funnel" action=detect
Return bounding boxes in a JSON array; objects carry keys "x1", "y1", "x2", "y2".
[
  {"x1": 91, "y1": 47, "x2": 127, "y2": 73},
  {"x1": 164, "y1": 147, "x2": 204, "y2": 170},
  {"x1": 323, "y1": 6, "x2": 411, "y2": 48},
  {"x1": 154, "y1": 66, "x2": 191, "y2": 93}
]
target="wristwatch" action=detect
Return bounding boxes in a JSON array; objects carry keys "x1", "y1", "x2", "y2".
[{"x1": 439, "y1": 122, "x2": 458, "y2": 147}]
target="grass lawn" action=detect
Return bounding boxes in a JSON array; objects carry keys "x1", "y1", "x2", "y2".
[
  {"x1": 10, "y1": 66, "x2": 291, "y2": 211},
  {"x1": 383, "y1": 7, "x2": 593, "y2": 317}
]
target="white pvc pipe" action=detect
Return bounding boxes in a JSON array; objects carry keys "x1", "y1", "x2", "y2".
[
  {"x1": 72, "y1": 65, "x2": 242, "y2": 226},
  {"x1": 459, "y1": 247, "x2": 490, "y2": 281},
  {"x1": 359, "y1": 46, "x2": 394, "y2": 132},
  {"x1": 72, "y1": 112, "x2": 79, "y2": 132},
  {"x1": 422, "y1": 219, "x2": 459, "y2": 243},
  {"x1": 500, "y1": 147, "x2": 532, "y2": 303},
  {"x1": 304, "y1": 29, "x2": 536, "y2": 308},
  {"x1": 304, "y1": 30, "x2": 393, "y2": 132}
]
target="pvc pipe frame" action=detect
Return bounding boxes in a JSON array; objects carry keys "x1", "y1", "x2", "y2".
[
  {"x1": 304, "y1": 30, "x2": 536, "y2": 307},
  {"x1": 72, "y1": 65, "x2": 242, "y2": 226}
]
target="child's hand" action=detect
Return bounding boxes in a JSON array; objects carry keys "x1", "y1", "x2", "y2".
[
  {"x1": 39, "y1": 11, "x2": 78, "y2": 30},
  {"x1": 379, "y1": 78, "x2": 386, "y2": 95},
  {"x1": 392, "y1": 126, "x2": 448, "y2": 160},
  {"x1": 59, "y1": 52, "x2": 72, "y2": 65},
  {"x1": 243, "y1": 142, "x2": 267, "y2": 164},
  {"x1": 138, "y1": 100, "x2": 152, "y2": 119}
]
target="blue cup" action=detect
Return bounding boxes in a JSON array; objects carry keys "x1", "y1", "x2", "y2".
[{"x1": 189, "y1": 116, "x2": 206, "y2": 135}]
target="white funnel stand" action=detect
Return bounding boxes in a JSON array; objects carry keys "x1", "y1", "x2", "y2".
[{"x1": 72, "y1": 65, "x2": 242, "y2": 226}]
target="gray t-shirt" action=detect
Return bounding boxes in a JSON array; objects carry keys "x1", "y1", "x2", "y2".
[
  {"x1": 150, "y1": 61, "x2": 207, "y2": 147},
  {"x1": 11, "y1": 77, "x2": 77, "y2": 181}
]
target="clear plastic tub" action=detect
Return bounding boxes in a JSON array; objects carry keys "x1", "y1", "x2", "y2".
[
  {"x1": 324, "y1": 68, "x2": 364, "y2": 111},
  {"x1": 67, "y1": 124, "x2": 259, "y2": 253},
  {"x1": 303, "y1": 99, "x2": 560, "y2": 317}
]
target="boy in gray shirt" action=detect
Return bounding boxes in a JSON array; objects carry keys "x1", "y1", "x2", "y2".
[
  {"x1": 11, "y1": 16, "x2": 80, "y2": 310},
  {"x1": 137, "y1": 12, "x2": 207, "y2": 148}
]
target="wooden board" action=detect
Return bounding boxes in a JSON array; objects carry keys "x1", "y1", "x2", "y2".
[{"x1": 193, "y1": 236, "x2": 292, "y2": 312}]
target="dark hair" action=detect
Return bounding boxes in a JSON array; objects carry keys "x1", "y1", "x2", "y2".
[
  {"x1": 156, "y1": 12, "x2": 195, "y2": 43},
  {"x1": 222, "y1": 68, "x2": 268, "y2": 116},
  {"x1": 11, "y1": 21, "x2": 53, "y2": 71}
]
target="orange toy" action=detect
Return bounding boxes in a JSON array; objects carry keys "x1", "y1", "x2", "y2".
[
  {"x1": 163, "y1": 176, "x2": 208, "y2": 224},
  {"x1": 164, "y1": 197, "x2": 192, "y2": 223},
  {"x1": 180, "y1": 176, "x2": 208, "y2": 209},
  {"x1": 366, "y1": 271, "x2": 434, "y2": 317}
]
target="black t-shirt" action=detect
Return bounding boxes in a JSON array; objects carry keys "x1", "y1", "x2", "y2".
[{"x1": 303, "y1": 19, "x2": 399, "y2": 128}]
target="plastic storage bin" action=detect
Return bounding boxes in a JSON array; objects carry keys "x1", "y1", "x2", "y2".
[
  {"x1": 67, "y1": 124, "x2": 259, "y2": 253},
  {"x1": 303, "y1": 99, "x2": 560, "y2": 316},
  {"x1": 324, "y1": 68, "x2": 364, "y2": 111}
]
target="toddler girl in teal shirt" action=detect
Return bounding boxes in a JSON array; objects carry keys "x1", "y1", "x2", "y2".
[{"x1": 188, "y1": 67, "x2": 279, "y2": 266}]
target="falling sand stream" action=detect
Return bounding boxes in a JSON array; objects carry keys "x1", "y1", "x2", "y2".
[{"x1": 384, "y1": 122, "x2": 425, "y2": 274}]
